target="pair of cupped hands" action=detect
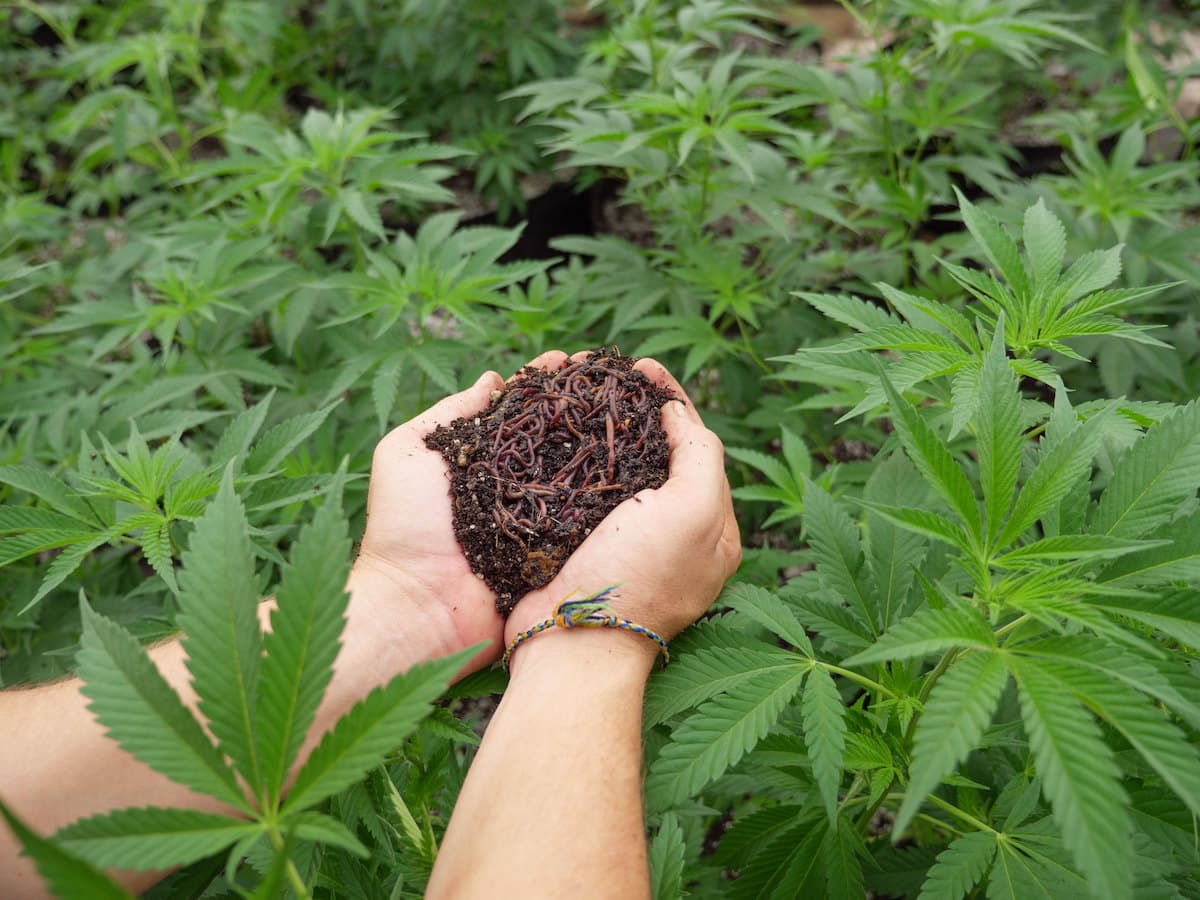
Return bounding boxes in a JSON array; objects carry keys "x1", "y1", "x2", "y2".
[{"x1": 349, "y1": 350, "x2": 741, "y2": 675}]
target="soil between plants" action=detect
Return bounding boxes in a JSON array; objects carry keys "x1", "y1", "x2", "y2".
[{"x1": 425, "y1": 350, "x2": 674, "y2": 616}]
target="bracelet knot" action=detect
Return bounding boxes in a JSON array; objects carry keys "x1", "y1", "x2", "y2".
[{"x1": 501, "y1": 585, "x2": 670, "y2": 671}]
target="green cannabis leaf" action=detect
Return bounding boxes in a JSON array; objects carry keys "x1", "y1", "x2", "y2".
[{"x1": 29, "y1": 472, "x2": 473, "y2": 889}]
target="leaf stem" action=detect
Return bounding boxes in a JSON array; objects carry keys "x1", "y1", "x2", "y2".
[
  {"x1": 818, "y1": 662, "x2": 898, "y2": 700},
  {"x1": 994, "y1": 613, "x2": 1031, "y2": 641},
  {"x1": 922, "y1": 793, "x2": 998, "y2": 835}
]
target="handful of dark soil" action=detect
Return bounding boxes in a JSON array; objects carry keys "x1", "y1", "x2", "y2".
[{"x1": 425, "y1": 349, "x2": 674, "y2": 615}]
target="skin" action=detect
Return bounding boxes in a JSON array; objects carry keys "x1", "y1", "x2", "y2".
[{"x1": 0, "y1": 352, "x2": 739, "y2": 898}]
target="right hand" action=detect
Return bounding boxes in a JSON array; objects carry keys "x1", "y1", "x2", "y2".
[{"x1": 503, "y1": 356, "x2": 742, "y2": 660}]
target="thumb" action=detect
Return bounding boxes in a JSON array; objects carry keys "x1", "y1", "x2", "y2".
[
  {"x1": 390, "y1": 370, "x2": 504, "y2": 448},
  {"x1": 429, "y1": 369, "x2": 504, "y2": 422}
]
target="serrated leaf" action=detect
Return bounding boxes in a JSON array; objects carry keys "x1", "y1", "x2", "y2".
[
  {"x1": 1031, "y1": 657, "x2": 1200, "y2": 817},
  {"x1": 409, "y1": 343, "x2": 459, "y2": 395},
  {"x1": 722, "y1": 582, "x2": 814, "y2": 656},
  {"x1": 341, "y1": 188, "x2": 385, "y2": 239},
  {"x1": 282, "y1": 648, "x2": 473, "y2": 814},
  {"x1": 1011, "y1": 657, "x2": 1131, "y2": 900},
  {"x1": 824, "y1": 815, "x2": 866, "y2": 900},
  {"x1": 998, "y1": 401, "x2": 1111, "y2": 546},
  {"x1": 986, "y1": 841, "x2": 1087, "y2": 899},
  {"x1": 421, "y1": 705, "x2": 482, "y2": 746},
  {"x1": 1023, "y1": 199, "x2": 1066, "y2": 298},
  {"x1": 644, "y1": 644, "x2": 797, "y2": 726},
  {"x1": 75, "y1": 599, "x2": 247, "y2": 812},
  {"x1": 257, "y1": 469, "x2": 351, "y2": 807},
  {"x1": 977, "y1": 321, "x2": 1022, "y2": 543},
  {"x1": 54, "y1": 807, "x2": 261, "y2": 872},
  {"x1": 372, "y1": 354, "x2": 403, "y2": 431},
  {"x1": 781, "y1": 427, "x2": 812, "y2": 481},
  {"x1": 864, "y1": 453, "x2": 930, "y2": 629},
  {"x1": 731, "y1": 819, "x2": 825, "y2": 900},
  {"x1": 895, "y1": 652, "x2": 1008, "y2": 835},
  {"x1": 0, "y1": 506, "x2": 93, "y2": 533},
  {"x1": 645, "y1": 667, "x2": 807, "y2": 813},
  {"x1": 803, "y1": 478, "x2": 878, "y2": 634},
  {"x1": 289, "y1": 811, "x2": 369, "y2": 857},
  {"x1": 803, "y1": 665, "x2": 847, "y2": 823},
  {"x1": 995, "y1": 534, "x2": 1163, "y2": 567},
  {"x1": 843, "y1": 607, "x2": 996, "y2": 666},
  {"x1": 726, "y1": 446, "x2": 798, "y2": 493},
  {"x1": 248, "y1": 828, "x2": 293, "y2": 900},
  {"x1": 1017, "y1": 636, "x2": 1200, "y2": 730},
  {"x1": 0, "y1": 799, "x2": 132, "y2": 900},
  {"x1": 25, "y1": 529, "x2": 117, "y2": 612},
  {"x1": 714, "y1": 805, "x2": 803, "y2": 868},
  {"x1": 955, "y1": 188, "x2": 1029, "y2": 298},
  {"x1": 1057, "y1": 246, "x2": 1123, "y2": 306},
  {"x1": 140, "y1": 519, "x2": 177, "y2": 595},
  {"x1": 854, "y1": 499, "x2": 971, "y2": 552},
  {"x1": 649, "y1": 812, "x2": 685, "y2": 900},
  {"x1": 810, "y1": 325, "x2": 964, "y2": 355},
  {"x1": 880, "y1": 376, "x2": 980, "y2": 540},
  {"x1": 177, "y1": 470, "x2": 263, "y2": 794},
  {"x1": 918, "y1": 831, "x2": 997, "y2": 900},
  {"x1": 0, "y1": 465, "x2": 97, "y2": 523},
  {"x1": 877, "y1": 282, "x2": 979, "y2": 351},
  {"x1": 245, "y1": 404, "x2": 336, "y2": 474},
  {"x1": 1090, "y1": 593, "x2": 1200, "y2": 653},
  {"x1": 1099, "y1": 513, "x2": 1200, "y2": 585},
  {"x1": 1092, "y1": 400, "x2": 1200, "y2": 539},
  {"x1": 0, "y1": 529, "x2": 97, "y2": 568},
  {"x1": 212, "y1": 391, "x2": 274, "y2": 470}
]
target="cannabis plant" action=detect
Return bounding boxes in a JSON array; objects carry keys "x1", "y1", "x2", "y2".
[
  {"x1": 1, "y1": 472, "x2": 471, "y2": 894},
  {"x1": 640, "y1": 196, "x2": 1200, "y2": 899}
]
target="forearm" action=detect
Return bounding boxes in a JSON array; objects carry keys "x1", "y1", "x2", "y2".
[
  {"x1": 0, "y1": 564, "x2": 458, "y2": 898},
  {"x1": 428, "y1": 629, "x2": 657, "y2": 900}
]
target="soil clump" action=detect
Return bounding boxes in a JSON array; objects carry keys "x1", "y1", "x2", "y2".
[{"x1": 425, "y1": 349, "x2": 673, "y2": 615}]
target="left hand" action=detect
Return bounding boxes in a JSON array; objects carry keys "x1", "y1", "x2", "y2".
[{"x1": 349, "y1": 352, "x2": 570, "y2": 675}]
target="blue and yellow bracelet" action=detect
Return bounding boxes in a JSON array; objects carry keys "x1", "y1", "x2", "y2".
[{"x1": 501, "y1": 585, "x2": 670, "y2": 671}]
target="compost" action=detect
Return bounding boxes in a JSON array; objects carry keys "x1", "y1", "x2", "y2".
[{"x1": 426, "y1": 349, "x2": 673, "y2": 615}]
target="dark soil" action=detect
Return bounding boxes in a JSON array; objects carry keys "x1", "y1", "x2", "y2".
[{"x1": 425, "y1": 349, "x2": 674, "y2": 616}]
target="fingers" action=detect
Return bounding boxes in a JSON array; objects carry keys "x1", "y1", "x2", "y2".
[
  {"x1": 634, "y1": 357, "x2": 699, "y2": 420},
  {"x1": 511, "y1": 350, "x2": 567, "y2": 381},
  {"x1": 657, "y1": 400, "x2": 728, "y2": 509}
]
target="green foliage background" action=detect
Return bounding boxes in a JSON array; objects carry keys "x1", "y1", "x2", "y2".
[{"x1": 2, "y1": 0, "x2": 1199, "y2": 897}]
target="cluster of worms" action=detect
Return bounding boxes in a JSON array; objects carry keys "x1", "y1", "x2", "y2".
[{"x1": 426, "y1": 350, "x2": 672, "y2": 615}]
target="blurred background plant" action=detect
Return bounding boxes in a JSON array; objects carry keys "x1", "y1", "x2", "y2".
[{"x1": 2, "y1": 0, "x2": 1198, "y2": 895}]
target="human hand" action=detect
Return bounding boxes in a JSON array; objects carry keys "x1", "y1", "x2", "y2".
[
  {"x1": 348, "y1": 352, "x2": 571, "y2": 677},
  {"x1": 349, "y1": 370, "x2": 505, "y2": 674},
  {"x1": 503, "y1": 355, "x2": 741, "y2": 668}
]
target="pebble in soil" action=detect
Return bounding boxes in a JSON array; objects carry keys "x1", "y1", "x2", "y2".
[{"x1": 425, "y1": 350, "x2": 674, "y2": 616}]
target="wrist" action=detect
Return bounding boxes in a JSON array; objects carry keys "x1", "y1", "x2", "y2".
[
  {"x1": 340, "y1": 559, "x2": 459, "y2": 680},
  {"x1": 507, "y1": 625, "x2": 659, "y2": 684}
]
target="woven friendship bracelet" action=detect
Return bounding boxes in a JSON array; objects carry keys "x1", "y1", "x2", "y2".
[{"x1": 501, "y1": 585, "x2": 670, "y2": 672}]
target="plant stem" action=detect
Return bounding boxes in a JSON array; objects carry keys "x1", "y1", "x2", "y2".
[
  {"x1": 735, "y1": 317, "x2": 773, "y2": 375},
  {"x1": 267, "y1": 827, "x2": 312, "y2": 898}
]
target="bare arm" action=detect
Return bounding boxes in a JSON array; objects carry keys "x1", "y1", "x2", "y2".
[
  {"x1": 0, "y1": 366, "x2": 526, "y2": 897},
  {"x1": 431, "y1": 629, "x2": 659, "y2": 900},
  {"x1": 429, "y1": 357, "x2": 741, "y2": 899},
  {"x1": 0, "y1": 567, "x2": 458, "y2": 897}
]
